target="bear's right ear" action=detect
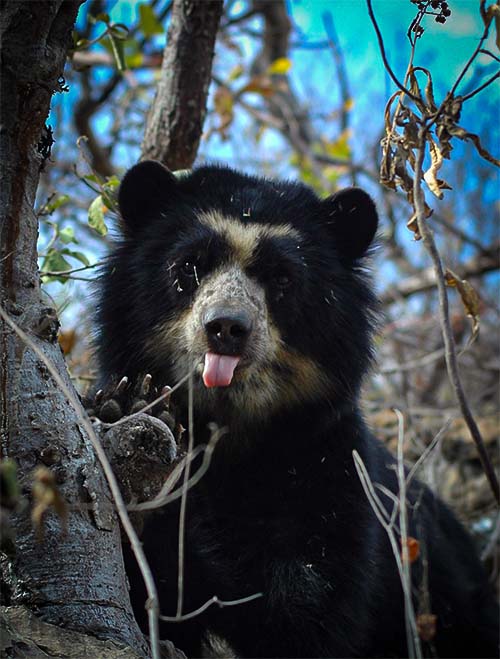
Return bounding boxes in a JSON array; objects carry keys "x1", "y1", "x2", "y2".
[
  {"x1": 118, "y1": 160, "x2": 179, "y2": 232},
  {"x1": 320, "y1": 187, "x2": 378, "y2": 261}
]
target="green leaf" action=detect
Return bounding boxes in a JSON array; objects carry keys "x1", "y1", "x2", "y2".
[
  {"x1": 95, "y1": 12, "x2": 110, "y2": 24},
  {"x1": 108, "y1": 32, "x2": 126, "y2": 72},
  {"x1": 40, "y1": 194, "x2": 70, "y2": 215},
  {"x1": 61, "y1": 249, "x2": 90, "y2": 267},
  {"x1": 88, "y1": 195, "x2": 108, "y2": 236},
  {"x1": 104, "y1": 175, "x2": 120, "y2": 189},
  {"x1": 138, "y1": 4, "x2": 164, "y2": 37},
  {"x1": 59, "y1": 226, "x2": 77, "y2": 245},
  {"x1": 84, "y1": 173, "x2": 100, "y2": 184},
  {"x1": 41, "y1": 249, "x2": 72, "y2": 283},
  {"x1": 50, "y1": 194, "x2": 70, "y2": 212},
  {"x1": 101, "y1": 176, "x2": 120, "y2": 211}
]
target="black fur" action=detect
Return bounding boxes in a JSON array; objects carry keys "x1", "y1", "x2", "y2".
[{"x1": 97, "y1": 162, "x2": 499, "y2": 658}]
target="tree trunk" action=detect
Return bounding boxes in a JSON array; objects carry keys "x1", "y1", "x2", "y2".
[
  {"x1": 0, "y1": 2, "x2": 146, "y2": 654},
  {"x1": 142, "y1": 0, "x2": 224, "y2": 170}
]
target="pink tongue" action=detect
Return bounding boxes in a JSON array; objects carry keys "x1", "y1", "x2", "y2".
[{"x1": 203, "y1": 353, "x2": 240, "y2": 388}]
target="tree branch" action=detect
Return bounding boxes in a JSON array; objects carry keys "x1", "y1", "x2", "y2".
[
  {"x1": 381, "y1": 243, "x2": 499, "y2": 305},
  {"x1": 142, "y1": 0, "x2": 223, "y2": 169}
]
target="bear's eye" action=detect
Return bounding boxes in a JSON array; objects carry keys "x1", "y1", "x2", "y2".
[
  {"x1": 181, "y1": 261, "x2": 197, "y2": 277},
  {"x1": 177, "y1": 260, "x2": 201, "y2": 288}
]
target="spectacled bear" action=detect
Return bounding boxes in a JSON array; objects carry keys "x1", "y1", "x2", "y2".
[{"x1": 96, "y1": 161, "x2": 499, "y2": 658}]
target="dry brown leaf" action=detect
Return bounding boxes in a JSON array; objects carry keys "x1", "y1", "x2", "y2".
[
  {"x1": 407, "y1": 203, "x2": 433, "y2": 240},
  {"x1": 417, "y1": 613, "x2": 437, "y2": 641},
  {"x1": 401, "y1": 536, "x2": 420, "y2": 563},
  {"x1": 58, "y1": 328, "x2": 77, "y2": 355},
  {"x1": 407, "y1": 213, "x2": 421, "y2": 240},
  {"x1": 462, "y1": 130, "x2": 500, "y2": 167},
  {"x1": 32, "y1": 465, "x2": 68, "y2": 540},
  {"x1": 445, "y1": 268, "x2": 481, "y2": 344},
  {"x1": 436, "y1": 95, "x2": 499, "y2": 167},
  {"x1": 420, "y1": 67, "x2": 438, "y2": 114},
  {"x1": 408, "y1": 68, "x2": 428, "y2": 115},
  {"x1": 239, "y1": 75, "x2": 275, "y2": 98},
  {"x1": 480, "y1": 0, "x2": 500, "y2": 49},
  {"x1": 423, "y1": 137, "x2": 452, "y2": 199}
]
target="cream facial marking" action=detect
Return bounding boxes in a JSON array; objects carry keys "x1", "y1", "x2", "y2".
[{"x1": 198, "y1": 210, "x2": 300, "y2": 267}]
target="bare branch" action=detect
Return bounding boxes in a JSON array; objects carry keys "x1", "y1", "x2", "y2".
[
  {"x1": 322, "y1": 12, "x2": 351, "y2": 134},
  {"x1": 142, "y1": 0, "x2": 223, "y2": 169},
  {"x1": 412, "y1": 129, "x2": 499, "y2": 504},
  {"x1": 74, "y1": 71, "x2": 119, "y2": 177},
  {"x1": 448, "y1": 18, "x2": 493, "y2": 99},
  {"x1": 160, "y1": 592, "x2": 263, "y2": 623},
  {"x1": 381, "y1": 244, "x2": 499, "y2": 305},
  {"x1": 461, "y1": 71, "x2": 500, "y2": 103}
]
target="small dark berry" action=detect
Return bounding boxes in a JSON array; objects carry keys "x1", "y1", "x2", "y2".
[
  {"x1": 443, "y1": 8, "x2": 451, "y2": 16},
  {"x1": 431, "y1": 1, "x2": 439, "y2": 8},
  {"x1": 435, "y1": 14, "x2": 446, "y2": 23}
]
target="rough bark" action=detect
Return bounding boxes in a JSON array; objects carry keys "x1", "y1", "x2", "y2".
[
  {"x1": 1, "y1": 606, "x2": 143, "y2": 658},
  {"x1": 0, "y1": 2, "x2": 145, "y2": 653},
  {"x1": 142, "y1": 0, "x2": 224, "y2": 170}
]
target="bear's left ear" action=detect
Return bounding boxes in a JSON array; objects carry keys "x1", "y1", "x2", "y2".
[
  {"x1": 118, "y1": 160, "x2": 179, "y2": 233},
  {"x1": 320, "y1": 187, "x2": 378, "y2": 260}
]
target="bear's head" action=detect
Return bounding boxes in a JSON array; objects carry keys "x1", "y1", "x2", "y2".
[{"x1": 97, "y1": 161, "x2": 379, "y2": 421}]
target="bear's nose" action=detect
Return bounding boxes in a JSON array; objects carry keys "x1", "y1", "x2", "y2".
[{"x1": 203, "y1": 308, "x2": 252, "y2": 355}]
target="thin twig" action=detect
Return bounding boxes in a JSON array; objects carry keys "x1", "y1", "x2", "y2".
[
  {"x1": 0, "y1": 305, "x2": 161, "y2": 659},
  {"x1": 176, "y1": 369, "x2": 195, "y2": 617},
  {"x1": 40, "y1": 261, "x2": 104, "y2": 276},
  {"x1": 412, "y1": 130, "x2": 500, "y2": 504},
  {"x1": 425, "y1": 18, "x2": 495, "y2": 133},
  {"x1": 381, "y1": 347, "x2": 445, "y2": 374},
  {"x1": 406, "y1": 418, "x2": 453, "y2": 487},
  {"x1": 353, "y1": 449, "x2": 421, "y2": 658},
  {"x1": 129, "y1": 425, "x2": 226, "y2": 511},
  {"x1": 365, "y1": 0, "x2": 420, "y2": 103},
  {"x1": 479, "y1": 49, "x2": 500, "y2": 63},
  {"x1": 160, "y1": 592, "x2": 263, "y2": 623},
  {"x1": 42, "y1": 275, "x2": 94, "y2": 282},
  {"x1": 395, "y1": 409, "x2": 423, "y2": 659},
  {"x1": 449, "y1": 20, "x2": 492, "y2": 98},
  {"x1": 461, "y1": 71, "x2": 500, "y2": 103}
]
